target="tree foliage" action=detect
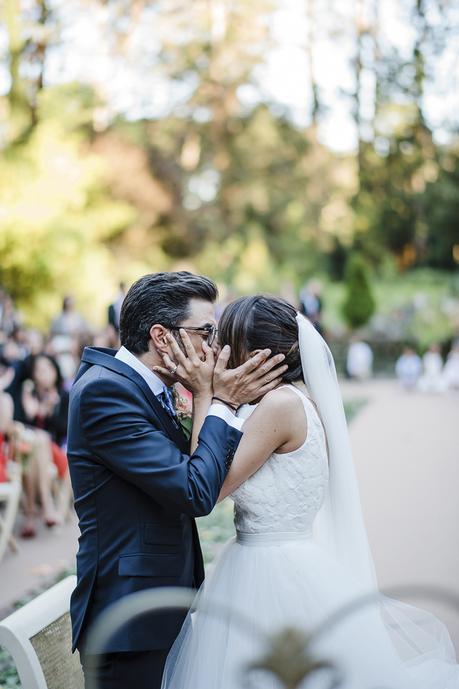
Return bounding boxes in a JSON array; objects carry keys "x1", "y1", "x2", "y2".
[
  {"x1": 342, "y1": 254, "x2": 376, "y2": 329},
  {"x1": 0, "y1": 0, "x2": 458, "y2": 327}
]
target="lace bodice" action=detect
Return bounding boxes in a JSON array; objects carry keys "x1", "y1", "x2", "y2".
[{"x1": 231, "y1": 386, "x2": 329, "y2": 536}]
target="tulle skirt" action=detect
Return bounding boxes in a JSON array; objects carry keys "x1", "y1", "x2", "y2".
[{"x1": 162, "y1": 533, "x2": 459, "y2": 689}]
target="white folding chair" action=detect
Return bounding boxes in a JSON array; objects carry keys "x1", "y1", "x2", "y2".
[
  {"x1": 0, "y1": 461, "x2": 22, "y2": 563},
  {"x1": 0, "y1": 575, "x2": 84, "y2": 689}
]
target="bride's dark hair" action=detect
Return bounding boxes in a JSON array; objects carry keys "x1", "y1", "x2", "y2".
[{"x1": 218, "y1": 295, "x2": 303, "y2": 383}]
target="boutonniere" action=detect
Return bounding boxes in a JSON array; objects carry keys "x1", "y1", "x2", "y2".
[{"x1": 173, "y1": 387, "x2": 193, "y2": 440}]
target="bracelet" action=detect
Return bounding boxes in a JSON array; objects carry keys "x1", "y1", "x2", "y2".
[{"x1": 212, "y1": 396, "x2": 238, "y2": 412}]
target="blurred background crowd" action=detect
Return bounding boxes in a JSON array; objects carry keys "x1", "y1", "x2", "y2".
[
  {"x1": 0, "y1": 274, "x2": 458, "y2": 544},
  {"x1": 0, "y1": 283, "x2": 130, "y2": 539}
]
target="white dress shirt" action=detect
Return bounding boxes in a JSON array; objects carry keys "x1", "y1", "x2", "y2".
[{"x1": 115, "y1": 346, "x2": 244, "y2": 432}]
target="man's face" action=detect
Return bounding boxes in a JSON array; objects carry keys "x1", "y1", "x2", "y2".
[{"x1": 176, "y1": 298, "x2": 218, "y2": 361}]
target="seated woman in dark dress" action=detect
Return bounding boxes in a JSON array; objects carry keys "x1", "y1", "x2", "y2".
[{"x1": 21, "y1": 354, "x2": 71, "y2": 535}]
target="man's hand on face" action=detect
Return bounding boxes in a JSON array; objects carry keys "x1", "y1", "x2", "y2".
[
  {"x1": 153, "y1": 329, "x2": 215, "y2": 397},
  {"x1": 213, "y1": 347, "x2": 288, "y2": 408},
  {"x1": 152, "y1": 329, "x2": 288, "y2": 408}
]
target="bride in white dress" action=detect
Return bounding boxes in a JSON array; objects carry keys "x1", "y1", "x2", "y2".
[{"x1": 162, "y1": 296, "x2": 459, "y2": 689}]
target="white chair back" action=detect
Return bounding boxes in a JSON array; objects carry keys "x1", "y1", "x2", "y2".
[{"x1": 0, "y1": 575, "x2": 83, "y2": 689}]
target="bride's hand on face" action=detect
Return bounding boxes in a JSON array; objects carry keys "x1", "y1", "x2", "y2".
[
  {"x1": 213, "y1": 346, "x2": 288, "y2": 408},
  {"x1": 153, "y1": 330, "x2": 215, "y2": 397}
]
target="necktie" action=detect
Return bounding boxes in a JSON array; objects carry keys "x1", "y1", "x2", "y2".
[{"x1": 157, "y1": 386, "x2": 177, "y2": 420}]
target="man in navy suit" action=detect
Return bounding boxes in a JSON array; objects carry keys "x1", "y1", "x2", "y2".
[{"x1": 67, "y1": 272, "x2": 287, "y2": 689}]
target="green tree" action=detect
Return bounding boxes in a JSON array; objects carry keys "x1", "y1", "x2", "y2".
[
  {"x1": 0, "y1": 84, "x2": 135, "y2": 327},
  {"x1": 342, "y1": 253, "x2": 376, "y2": 328},
  {"x1": 423, "y1": 151, "x2": 459, "y2": 269}
]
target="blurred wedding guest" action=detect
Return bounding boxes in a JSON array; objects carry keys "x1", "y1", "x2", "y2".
[
  {"x1": 0, "y1": 291, "x2": 21, "y2": 336},
  {"x1": 0, "y1": 392, "x2": 14, "y2": 483},
  {"x1": 395, "y1": 346, "x2": 422, "y2": 390},
  {"x1": 25, "y1": 329, "x2": 45, "y2": 356},
  {"x1": 0, "y1": 350, "x2": 18, "y2": 390},
  {"x1": 346, "y1": 337, "x2": 373, "y2": 380},
  {"x1": 9, "y1": 326, "x2": 30, "y2": 359},
  {"x1": 108, "y1": 281, "x2": 127, "y2": 333},
  {"x1": 0, "y1": 392, "x2": 13, "y2": 432},
  {"x1": 50, "y1": 294, "x2": 89, "y2": 338},
  {"x1": 418, "y1": 343, "x2": 446, "y2": 393},
  {"x1": 46, "y1": 335, "x2": 80, "y2": 387},
  {"x1": 1, "y1": 331, "x2": 45, "y2": 424},
  {"x1": 1, "y1": 338, "x2": 28, "y2": 420},
  {"x1": 0, "y1": 387, "x2": 60, "y2": 537},
  {"x1": 299, "y1": 279, "x2": 323, "y2": 334},
  {"x1": 22, "y1": 354, "x2": 69, "y2": 449},
  {"x1": 0, "y1": 288, "x2": 6, "y2": 323},
  {"x1": 92, "y1": 328, "x2": 113, "y2": 348},
  {"x1": 21, "y1": 354, "x2": 71, "y2": 531},
  {"x1": 443, "y1": 340, "x2": 459, "y2": 390},
  {"x1": 0, "y1": 338, "x2": 23, "y2": 367},
  {"x1": 299, "y1": 279, "x2": 323, "y2": 319},
  {"x1": 0, "y1": 392, "x2": 19, "y2": 457}
]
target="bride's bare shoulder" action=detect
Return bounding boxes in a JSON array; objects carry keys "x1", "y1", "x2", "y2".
[
  {"x1": 255, "y1": 385, "x2": 304, "y2": 418},
  {"x1": 246, "y1": 386, "x2": 307, "y2": 452}
]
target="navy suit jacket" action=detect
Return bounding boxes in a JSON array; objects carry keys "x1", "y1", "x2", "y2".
[{"x1": 67, "y1": 347, "x2": 242, "y2": 653}]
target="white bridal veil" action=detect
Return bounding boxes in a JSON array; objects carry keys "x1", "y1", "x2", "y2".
[
  {"x1": 296, "y1": 312, "x2": 459, "y2": 679},
  {"x1": 161, "y1": 313, "x2": 459, "y2": 689},
  {"x1": 296, "y1": 313, "x2": 377, "y2": 591}
]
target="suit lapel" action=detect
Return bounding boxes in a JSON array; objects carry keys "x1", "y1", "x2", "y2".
[{"x1": 80, "y1": 347, "x2": 190, "y2": 453}]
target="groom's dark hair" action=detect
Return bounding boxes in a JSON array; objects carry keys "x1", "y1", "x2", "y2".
[{"x1": 120, "y1": 271, "x2": 218, "y2": 354}]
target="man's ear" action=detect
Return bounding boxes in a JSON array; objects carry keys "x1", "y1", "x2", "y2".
[{"x1": 150, "y1": 324, "x2": 169, "y2": 353}]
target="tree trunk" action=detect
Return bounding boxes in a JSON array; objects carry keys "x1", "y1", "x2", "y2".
[
  {"x1": 4, "y1": 0, "x2": 29, "y2": 133},
  {"x1": 305, "y1": 0, "x2": 320, "y2": 134},
  {"x1": 353, "y1": 0, "x2": 365, "y2": 190},
  {"x1": 369, "y1": 0, "x2": 380, "y2": 143},
  {"x1": 30, "y1": 0, "x2": 51, "y2": 126}
]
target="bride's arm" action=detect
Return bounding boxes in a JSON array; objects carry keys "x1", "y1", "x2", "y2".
[
  {"x1": 217, "y1": 388, "x2": 307, "y2": 501},
  {"x1": 190, "y1": 392, "x2": 213, "y2": 454}
]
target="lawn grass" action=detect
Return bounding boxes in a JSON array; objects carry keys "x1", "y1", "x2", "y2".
[{"x1": 322, "y1": 268, "x2": 458, "y2": 347}]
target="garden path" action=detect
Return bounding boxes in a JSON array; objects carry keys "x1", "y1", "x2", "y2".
[
  {"x1": 344, "y1": 379, "x2": 459, "y2": 650},
  {"x1": 0, "y1": 514, "x2": 79, "y2": 617}
]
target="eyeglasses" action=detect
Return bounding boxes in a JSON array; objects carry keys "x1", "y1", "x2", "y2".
[{"x1": 170, "y1": 324, "x2": 218, "y2": 347}]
